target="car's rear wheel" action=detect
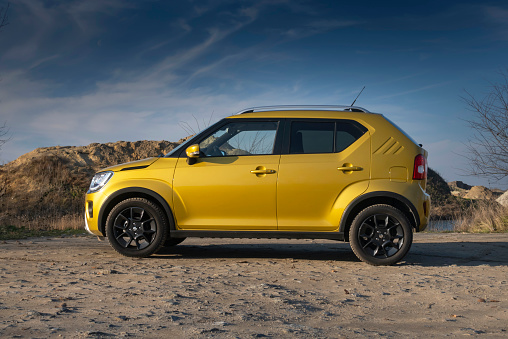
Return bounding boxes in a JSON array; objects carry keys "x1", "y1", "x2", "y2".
[
  {"x1": 106, "y1": 198, "x2": 168, "y2": 257},
  {"x1": 349, "y1": 204, "x2": 413, "y2": 266}
]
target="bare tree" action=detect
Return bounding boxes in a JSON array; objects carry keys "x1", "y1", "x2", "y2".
[
  {"x1": 463, "y1": 70, "x2": 508, "y2": 182},
  {"x1": 0, "y1": 2, "x2": 9, "y2": 32},
  {"x1": 0, "y1": 3, "x2": 9, "y2": 154},
  {"x1": 0, "y1": 122, "x2": 9, "y2": 151}
]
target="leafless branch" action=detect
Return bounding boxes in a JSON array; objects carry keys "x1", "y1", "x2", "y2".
[
  {"x1": 0, "y1": 2, "x2": 9, "y2": 32},
  {"x1": 0, "y1": 121, "x2": 10, "y2": 151},
  {"x1": 0, "y1": 3, "x2": 11, "y2": 153},
  {"x1": 462, "y1": 70, "x2": 508, "y2": 182},
  {"x1": 178, "y1": 111, "x2": 215, "y2": 138}
]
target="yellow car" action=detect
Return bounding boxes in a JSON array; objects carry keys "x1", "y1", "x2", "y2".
[{"x1": 85, "y1": 105, "x2": 430, "y2": 265}]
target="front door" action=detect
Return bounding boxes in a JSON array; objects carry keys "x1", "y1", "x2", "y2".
[
  {"x1": 277, "y1": 119, "x2": 371, "y2": 231},
  {"x1": 173, "y1": 120, "x2": 281, "y2": 230}
]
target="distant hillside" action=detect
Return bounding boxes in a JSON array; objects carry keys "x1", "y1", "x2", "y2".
[
  {"x1": 426, "y1": 168, "x2": 461, "y2": 220},
  {"x1": 0, "y1": 140, "x2": 186, "y2": 228},
  {"x1": 0, "y1": 140, "x2": 504, "y2": 228},
  {"x1": 428, "y1": 170, "x2": 506, "y2": 220}
]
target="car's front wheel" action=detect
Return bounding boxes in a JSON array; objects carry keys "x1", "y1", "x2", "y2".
[
  {"x1": 349, "y1": 204, "x2": 413, "y2": 266},
  {"x1": 106, "y1": 198, "x2": 168, "y2": 257}
]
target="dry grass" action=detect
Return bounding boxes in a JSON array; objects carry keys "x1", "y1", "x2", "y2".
[
  {"x1": 33, "y1": 214, "x2": 84, "y2": 231},
  {"x1": 1, "y1": 214, "x2": 84, "y2": 231},
  {"x1": 453, "y1": 200, "x2": 508, "y2": 233},
  {"x1": 0, "y1": 155, "x2": 90, "y2": 233}
]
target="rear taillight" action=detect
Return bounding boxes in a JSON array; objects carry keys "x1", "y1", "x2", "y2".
[{"x1": 413, "y1": 154, "x2": 427, "y2": 180}]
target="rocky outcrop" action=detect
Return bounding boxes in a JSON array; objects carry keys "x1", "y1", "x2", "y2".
[
  {"x1": 5, "y1": 139, "x2": 187, "y2": 173},
  {"x1": 463, "y1": 186, "x2": 494, "y2": 200},
  {"x1": 449, "y1": 181, "x2": 504, "y2": 200},
  {"x1": 498, "y1": 191, "x2": 508, "y2": 207},
  {"x1": 449, "y1": 181, "x2": 473, "y2": 190}
]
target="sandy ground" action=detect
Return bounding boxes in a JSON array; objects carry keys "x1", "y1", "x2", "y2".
[{"x1": 0, "y1": 233, "x2": 507, "y2": 338}]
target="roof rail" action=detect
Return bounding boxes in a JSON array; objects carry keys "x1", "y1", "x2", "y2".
[{"x1": 235, "y1": 105, "x2": 370, "y2": 115}]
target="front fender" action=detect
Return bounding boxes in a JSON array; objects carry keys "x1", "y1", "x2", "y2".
[{"x1": 96, "y1": 182, "x2": 175, "y2": 236}]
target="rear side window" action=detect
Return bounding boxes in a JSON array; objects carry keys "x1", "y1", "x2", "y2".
[
  {"x1": 289, "y1": 120, "x2": 367, "y2": 154},
  {"x1": 290, "y1": 122, "x2": 334, "y2": 154}
]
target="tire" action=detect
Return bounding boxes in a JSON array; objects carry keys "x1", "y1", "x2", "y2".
[
  {"x1": 106, "y1": 198, "x2": 168, "y2": 257},
  {"x1": 349, "y1": 204, "x2": 413, "y2": 266},
  {"x1": 164, "y1": 237, "x2": 186, "y2": 247}
]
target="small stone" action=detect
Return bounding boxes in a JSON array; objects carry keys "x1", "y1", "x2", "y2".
[{"x1": 212, "y1": 321, "x2": 229, "y2": 326}]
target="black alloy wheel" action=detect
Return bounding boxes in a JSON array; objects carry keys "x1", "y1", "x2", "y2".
[
  {"x1": 106, "y1": 198, "x2": 168, "y2": 257},
  {"x1": 349, "y1": 204, "x2": 413, "y2": 266}
]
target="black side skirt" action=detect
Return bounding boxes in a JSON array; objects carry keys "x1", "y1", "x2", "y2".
[{"x1": 169, "y1": 230, "x2": 346, "y2": 241}]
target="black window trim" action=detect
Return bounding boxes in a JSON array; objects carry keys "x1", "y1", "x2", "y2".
[{"x1": 168, "y1": 117, "x2": 367, "y2": 158}]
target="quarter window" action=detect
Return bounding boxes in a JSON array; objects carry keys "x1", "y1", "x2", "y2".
[
  {"x1": 200, "y1": 121, "x2": 278, "y2": 157},
  {"x1": 336, "y1": 122, "x2": 366, "y2": 152}
]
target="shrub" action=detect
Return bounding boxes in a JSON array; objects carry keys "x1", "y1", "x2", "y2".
[{"x1": 453, "y1": 200, "x2": 508, "y2": 233}]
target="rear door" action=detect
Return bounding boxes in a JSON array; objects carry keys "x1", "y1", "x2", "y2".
[{"x1": 277, "y1": 119, "x2": 370, "y2": 231}]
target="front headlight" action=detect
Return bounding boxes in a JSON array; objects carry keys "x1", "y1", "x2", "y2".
[{"x1": 88, "y1": 171, "x2": 113, "y2": 193}]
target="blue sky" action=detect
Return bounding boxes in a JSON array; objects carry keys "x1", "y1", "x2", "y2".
[{"x1": 1, "y1": 0, "x2": 508, "y2": 188}]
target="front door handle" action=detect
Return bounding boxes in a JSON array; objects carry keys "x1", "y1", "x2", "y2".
[{"x1": 251, "y1": 169, "x2": 276, "y2": 174}]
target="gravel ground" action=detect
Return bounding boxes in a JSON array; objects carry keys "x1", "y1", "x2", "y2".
[{"x1": 0, "y1": 233, "x2": 507, "y2": 338}]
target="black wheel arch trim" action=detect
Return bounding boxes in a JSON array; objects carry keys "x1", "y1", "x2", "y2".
[
  {"x1": 97, "y1": 187, "x2": 175, "y2": 236},
  {"x1": 339, "y1": 191, "x2": 420, "y2": 233}
]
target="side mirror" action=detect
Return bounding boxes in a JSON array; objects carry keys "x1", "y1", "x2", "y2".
[
  {"x1": 186, "y1": 144, "x2": 200, "y2": 158},
  {"x1": 185, "y1": 144, "x2": 200, "y2": 165}
]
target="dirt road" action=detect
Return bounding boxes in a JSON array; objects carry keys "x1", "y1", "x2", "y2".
[{"x1": 1, "y1": 233, "x2": 507, "y2": 338}]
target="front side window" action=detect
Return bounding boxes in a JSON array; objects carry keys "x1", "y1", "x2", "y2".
[{"x1": 200, "y1": 121, "x2": 278, "y2": 157}]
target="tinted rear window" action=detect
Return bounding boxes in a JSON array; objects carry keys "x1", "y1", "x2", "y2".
[{"x1": 289, "y1": 120, "x2": 367, "y2": 154}]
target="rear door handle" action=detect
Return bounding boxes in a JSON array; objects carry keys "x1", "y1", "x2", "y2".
[{"x1": 337, "y1": 166, "x2": 363, "y2": 172}]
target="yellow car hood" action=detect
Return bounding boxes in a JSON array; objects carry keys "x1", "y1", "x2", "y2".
[{"x1": 101, "y1": 157, "x2": 159, "y2": 172}]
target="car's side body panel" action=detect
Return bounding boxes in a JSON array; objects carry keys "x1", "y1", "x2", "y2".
[
  {"x1": 84, "y1": 107, "x2": 430, "y2": 264},
  {"x1": 172, "y1": 154, "x2": 281, "y2": 230},
  {"x1": 85, "y1": 158, "x2": 178, "y2": 236},
  {"x1": 277, "y1": 132, "x2": 371, "y2": 231}
]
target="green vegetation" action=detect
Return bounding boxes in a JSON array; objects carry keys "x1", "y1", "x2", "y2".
[{"x1": 0, "y1": 224, "x2": 86, "y2": 241}]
